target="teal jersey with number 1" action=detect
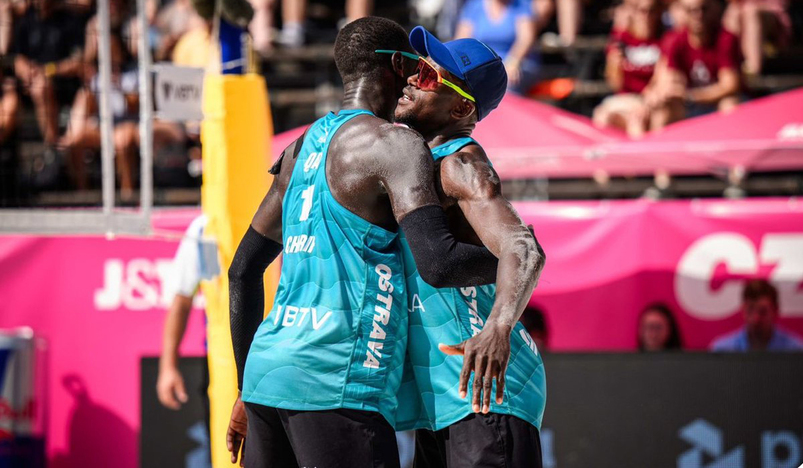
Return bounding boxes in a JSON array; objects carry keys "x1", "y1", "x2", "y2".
[
  {"x1": 242, "y1": 109, "x2": 408, "y2": 426},
  {"x1": 395, "y1": 137, "x2": 547, "y2": 431}
]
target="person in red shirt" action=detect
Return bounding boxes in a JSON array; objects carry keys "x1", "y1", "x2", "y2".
[
  {"x1": 646, "y1": 0, "x2": 741, "y2": 129},
  {"x1": 593, "y1": 0, "x2": 665, "y2": 137}
]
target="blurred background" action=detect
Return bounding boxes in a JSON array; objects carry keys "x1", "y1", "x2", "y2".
[{"x1": 0, "y1": 0, "x2": 802, "y2": 466}]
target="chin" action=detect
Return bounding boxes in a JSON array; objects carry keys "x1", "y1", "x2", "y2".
[{"x1": 394, "y1": 111, "x2": 420, "y2": 130}]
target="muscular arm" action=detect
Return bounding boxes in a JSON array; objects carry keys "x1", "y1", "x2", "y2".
[
  {"x1": 439, "y1": 148, "x2": 545, "y2": 413},
  {"x1": 375, "y1": 125, "x2": 499, "y2": 287},
  {"x1": 228, "y1": 138, "x2": 300, "y2": 390}
]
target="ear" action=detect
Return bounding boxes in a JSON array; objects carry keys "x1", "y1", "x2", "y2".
[
  {"x1": 451, "y1": 98, "x2": 476, "y2": 120},
  {"x1": 391, "y1": 51, "x2": 406, "y2": 77}
]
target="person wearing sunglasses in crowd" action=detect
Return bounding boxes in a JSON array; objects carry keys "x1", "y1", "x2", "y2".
[
  {"x1": 388, "y1": 27, "x2": 547, "y2": 467},
  {"x1": 224, "y1": 17, "x2": 542, "y2": 468}
]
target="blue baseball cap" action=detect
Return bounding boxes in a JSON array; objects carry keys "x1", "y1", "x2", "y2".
[{"x1": 409, "y1": 26, "x2": 507, "y2": 121}]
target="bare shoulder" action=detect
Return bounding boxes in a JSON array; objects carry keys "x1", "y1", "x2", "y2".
[
  {"x1": 440, "y1": 144, "x2": 500, "y2": 200},
  {"x1": 332, "y1": 117, "x2": 430, "y2": 172}
]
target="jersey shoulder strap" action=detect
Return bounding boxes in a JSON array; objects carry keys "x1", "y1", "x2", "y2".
[{"x1": 430, "y1": 137, "x2": 489, "y2": 166}]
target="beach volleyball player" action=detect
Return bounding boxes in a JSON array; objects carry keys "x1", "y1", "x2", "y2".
[
  {"x1": 392, "y1": 28, "x2": 546, "y2": 467},
  {"x1": 224, "y1": 17, "x2": 539, "y2": 468}
]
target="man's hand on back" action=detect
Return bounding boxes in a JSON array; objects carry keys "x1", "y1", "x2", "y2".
[{"x1": 440, "y1": 320, "x2": 513, "y2": 414}]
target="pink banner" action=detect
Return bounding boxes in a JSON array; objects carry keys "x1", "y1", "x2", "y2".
[
  {"x1": 519, "y1": 198, "x2": 803, "y2": 350},
  {"x1": 0, "y1": 200, "x2": 802, "y2": 466},
  {"x1": 0, "y1": 209, "x2": 206, "y2": 468}
]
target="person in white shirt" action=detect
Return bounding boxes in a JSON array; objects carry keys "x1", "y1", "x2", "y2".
[{"x1": 157, "y1": 214, "x2": 219, "y2": 409}]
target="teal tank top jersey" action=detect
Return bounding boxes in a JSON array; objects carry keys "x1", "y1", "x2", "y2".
[
  {"x1": 242, "y1": 110, "x2": 408, "y2": 426},
  {"x1": 395, "y1": 137, "x2": 547, "y2": 431}
]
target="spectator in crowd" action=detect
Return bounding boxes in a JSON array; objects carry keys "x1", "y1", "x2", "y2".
[
  {"x1": 646, "y1": 0, "x2": 741, "y2": 129},
  {"x1": 637, "y1": 303, "x2": 683, "y2": 351},
  {"x1": 723, "y1": 0, "x2": 791, "y2": 75},
  {"x1": 277, "y1": 0, "x2": 373, "y2": 48},
  {"x1": 520, "y1": 304, "x2": 549, "y2": 352},
  {"x1": 455, "y1": 0, "x2": 539, "y2": 94},
  {"x1": 710, "y1": 279, "x2": 803, "y2": 351},
  {"x1": 593, "y1": 0, "x2": 665, "y2": 137},
  {"x1": 137, "y1": 0, "x2": 206, "y2": 62},
  {"x1": 171, "y1": 17, "x2": 216, "y2": 68},
  {"x1": 61, "y1": 0, "x2": 138, "y2": 191},
  {"x1": 247, "y1": 0, "x2": 276, "y2": 55},
  {"x1": 12, "y1": 0, "x2": 86, "y2": 147},
  {"x1": 62, "y1": 0, "x2": 197, "y2": 197},
  {"x1": 666, "y1": 0, "x2": 689, "y2": 29},
  {"x1": 0, "y1": 71, "x2": 19, "y2": 206}
]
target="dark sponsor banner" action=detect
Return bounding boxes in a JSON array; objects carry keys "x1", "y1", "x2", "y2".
[
  {"x1": 140, "y1": 357, "x2": 210, "y2": 468},
  {"x1": 540, "y1": 353, "x2": 803, "y2": 468}
]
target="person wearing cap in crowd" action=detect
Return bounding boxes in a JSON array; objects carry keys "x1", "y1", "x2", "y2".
[{"x1": 392, "y1": 26, "x2": 546, "y2": 467}]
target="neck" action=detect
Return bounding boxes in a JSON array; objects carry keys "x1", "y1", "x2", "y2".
[
  {"x1": 632, "y1": 23, "x2": 653, "y2": 39},
  {"x1": 689, "y1": 27, "x2": 715, "y2": 47},
  {"x1": 747, "y1": 328, "x2": 773, "y2": 350},
  {"x1": 423, "y1": 123, "x2": 475, "y2": 149},
  {"x1": 341, "y1": 77, "x2": 395, "y2": 121}
]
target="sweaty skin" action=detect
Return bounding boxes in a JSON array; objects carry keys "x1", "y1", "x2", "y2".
[
  {"x1": 396, "y1": 57, "x2": 546, "y2": 415},
  {"x1": 226, "y1": 50, "x2": 500, "y2": 464}
]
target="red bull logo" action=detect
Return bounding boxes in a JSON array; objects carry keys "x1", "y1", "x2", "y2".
[{"x1": 0, "y1": 329, "x2": 44, "y2": 467}]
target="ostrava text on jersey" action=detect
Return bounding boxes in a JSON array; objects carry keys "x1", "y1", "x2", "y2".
[
  {"x1": 395, "y1": 137, "x2": 546, "y2": 432},
  {"x1": 242, "y1": 110, "x2": 408, "y2": 426}
]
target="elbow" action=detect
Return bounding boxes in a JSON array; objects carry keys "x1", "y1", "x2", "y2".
[
  {"x1": 418, "y1": 265, "x2": 451, "y2": 289},
  {"x1": 227, "y1": 254, "x2": 252, "y2": 286},
  {"x1": 521, "y1": 232, "x2": 546, "y2": 280}
]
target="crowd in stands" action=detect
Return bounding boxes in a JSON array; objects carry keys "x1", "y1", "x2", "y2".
[
  {"x1": 0, "y1": 0, "x2": 799, "y2": 205},
  {"x1": 0, "y1": 0, "x2": 210, "y2": 205},
  {"x1": 523, "y1": 278, "x2": 803, "y2": 352},
  {"x1": 594, "y1": 0, "x2": 750, "y2": 137}
]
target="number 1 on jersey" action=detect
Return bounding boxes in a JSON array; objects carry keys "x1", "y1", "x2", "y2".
[{"x1": 299, "y1": 185, "x2": 315, "y2": 221}]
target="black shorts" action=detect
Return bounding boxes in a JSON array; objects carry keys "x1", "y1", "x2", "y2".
[
  {"x1": 243, "y1": 402, "x2": 400, "y2": 468},
  {"x1": 413, "y1": 413, "x2": 542, "y2": 468}
]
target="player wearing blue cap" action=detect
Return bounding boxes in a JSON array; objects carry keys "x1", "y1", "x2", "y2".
[
  {"x1": 391, "y1": 27, "x2": 547, "y2": 467},
  {"x1": 223, "y1": 17, "x2": 541, "y2": 468}
]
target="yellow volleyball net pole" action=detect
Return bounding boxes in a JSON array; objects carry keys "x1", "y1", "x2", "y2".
[{"x1": 201, "y1": 70, "x2": 280, "y2": 467}]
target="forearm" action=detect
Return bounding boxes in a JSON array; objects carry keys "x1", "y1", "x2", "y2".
[
  {"x1": 687, "y1": 82, "x2": 737, "y2": 104},
  {"x1": 160, "y1": 295, "x2": 193, "y2": 370},
  {"x1": 400, "y1": 205, "x2": 499, "y2": 288},
  {"x1": 687, "y1": 70, "x2": 739, "y2": 104},
  {"x1": 229, "y1": 226, "x2": 283, "y2": 390},
  {"x1": 605, "y1": 57, "x2": 624, "y2": 92},
  {"x1": 485, "y1": 227, "x2": 544, "y2": 332},
  {"x1": 605, "y1": 67, "x2": 623, "y2": 92},
  {"x1": 507, "y1": 40, "x2": 533, "y2": 65},
  {"x1": 507, "y1": 23, "x2": 536, "y2": 64},
  {"x1": 54, "y1": 56, "x2": 82, "y2": 77}
]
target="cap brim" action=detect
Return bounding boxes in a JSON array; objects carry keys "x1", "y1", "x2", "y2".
[{"x1": 409, "y1": 26, "x2": 465, "y2": 80}]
